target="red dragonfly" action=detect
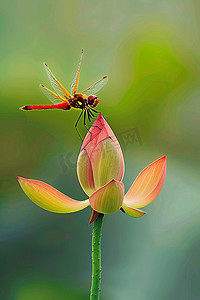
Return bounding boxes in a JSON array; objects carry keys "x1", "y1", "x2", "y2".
[{"x1": 20, "y1": 50, "x2": 108, "y2": 138}]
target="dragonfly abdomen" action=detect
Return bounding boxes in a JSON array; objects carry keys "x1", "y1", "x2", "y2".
[{"x1": 20, "y1": 103, "x2": 71, "y2": 111}]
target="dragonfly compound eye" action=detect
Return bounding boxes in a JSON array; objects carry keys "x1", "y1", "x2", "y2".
[{"x1": 88, "y1": 95, "x2": 99, "y2": 107}]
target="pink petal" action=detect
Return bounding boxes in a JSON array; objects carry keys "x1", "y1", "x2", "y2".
[
  {"x1": 77, "y1": 149, "x2": 95, "y2": 196},
  {"x1": 122, "y1": 203, "x2": 146, "y2": 218},
  {"x1": 90, "y1": 137, "x2": 124, "y2": 190},
  {"x1": 124, "y1": 156, "x2": 166, "y2": 208},
  {"x1": 18, "y1": 177, "x2": 90, "y2": 213},
  {"x1": 80, "y1": 114, "x2": 125, "y2": 180},
  {"x1": 81, "y1": 113, "x2": 114, "y2": 151},
  {"x1": 78, "y1": 113, "x2": 125, "y2": 192},
  {"x1": 89, "y1": 179, "x2": 124, "y2": 214}
]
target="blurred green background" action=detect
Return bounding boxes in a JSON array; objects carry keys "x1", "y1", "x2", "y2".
[{"x1": 0, "y1": 0, "x2": 200, "y2": 299}]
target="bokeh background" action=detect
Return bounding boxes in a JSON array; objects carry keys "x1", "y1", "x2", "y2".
[{"x1": 0, "y1": 0, "x2": 200, "y2": 299}]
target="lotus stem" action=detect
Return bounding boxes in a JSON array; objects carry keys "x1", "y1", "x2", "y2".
[{"x1": 90, "y1": 213, "x2": 104, "y2": 300}]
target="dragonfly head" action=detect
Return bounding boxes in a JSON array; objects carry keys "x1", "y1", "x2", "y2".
[{"x1": 87, "y1": 95, "x2": 99, "y2": 108}]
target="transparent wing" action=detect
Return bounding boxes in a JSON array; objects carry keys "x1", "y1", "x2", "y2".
[
  {"x1": 81, "y1": 76, "x2": 108, "y2": 96},
  {"x1": 71, "y1": 49, "x2": 83, "y2": 96},
  {"x1": 39, "y1": 84, "x2": 68, "y2": 104},
  {"x1": 43, "y1": 63, "x2": 71, "y2": 99}
]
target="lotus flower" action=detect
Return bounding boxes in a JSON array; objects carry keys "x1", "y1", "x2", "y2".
[{"x1": 18, "y1": 114, "x2": 166, "y2": 224}]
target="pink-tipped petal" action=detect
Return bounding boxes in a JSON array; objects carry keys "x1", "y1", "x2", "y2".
[
  {"x1": 80, "y1": 114, "x2": 124, "y2": 179},
  {"x1": 89, "y1": 180, "x2": 124, "y2": 214},
  {"x1": 77, "y1": 114, "x2": 125, "y2": 193},
  {"x1": 91, "y1": 137, "x2": 124, "y2": 190},
  {"x1": 77, "y1": 149, "x2": 95, "y2": 196},
  {"x1": 18, "y1": 177, "x2": 89, "y2": 213},
  {"x1": 81, "y1": 113, "x2": 115, "y2": 151},
  {"x1": 122, "y1": 203, "x2": 146, "y2": 218},
  {"x1": 124, "y1": 156, "x2": 167, "y2": 208}
]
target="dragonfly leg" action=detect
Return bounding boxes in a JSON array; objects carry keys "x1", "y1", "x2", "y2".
[
  {"x1": 88, "y1": 110, "x2": 101, "y2": 127},
  {"x1": 88, "y1": 109, "x2": 96, "y2": 119},
  {"x1": 89, "y1": 107, "x2": 102, "y2": 115},
  {"x1": 75, "y1": 109, "x2": 84, "y2": 141},
  {"x1": 87, "y1": 109, "x2": 99, "y2": 125},
  {"x1": 87, "y1": 109, "x2": 103, "y2": 137},
  {"x1": 87, "y1": 109, "x2": 95, "y2": 122},
  {"x1": 88, "y1": 108, "x2": 104, "y2": 127},
  {"x1": 88, "y1": 109, "x2": 102, "y2": 124},
  {"x1": 83, "y1": 110, "x2": 92, "y2": 139}
]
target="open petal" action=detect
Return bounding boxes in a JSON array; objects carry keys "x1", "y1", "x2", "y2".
[
  {"x1": 89, "y1": 179, "x2": 124, "y2": 214},
  {"x1": 122, "y1": 203, "x2": 146, "y2": 218},
  {"x1": 18, "y1": 177, "x2": 90, "y2": 213},
  {"x1": 124, "y1": 156, "x2": 166, "y2": 208}
]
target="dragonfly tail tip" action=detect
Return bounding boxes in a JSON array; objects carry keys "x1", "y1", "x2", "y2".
[{"x1": 19, "y1": 105, "x2": 31, "y2": 111}]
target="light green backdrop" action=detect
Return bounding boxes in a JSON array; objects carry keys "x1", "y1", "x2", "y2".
[{"x1": 0, "y1": 0, "x2": 199, "y2": 299}]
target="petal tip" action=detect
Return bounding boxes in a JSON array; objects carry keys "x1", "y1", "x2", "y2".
[
  {"x1": 124, "y1": 155, "x2": 167, "y2": 208},
  {"x1": 89, "y1": 180, "x2": 124, "y2": 214},
  {"x1": 88, "y1": 209, "x2": 100, "y2": 226},
  {"x1": 122, "y1": 204, "x2": 146, "y2": 218},
  {"x1": 160, "y1": 155, "x2": 167, "y2": 163},
  {"x1": 17, "y1": 176, "x2": 24, "y2": 181},
  {"x1": 160, "y1": 156, "x2": 167, "y2": 169},
  {"x1": 18, "y1": 177, "x2": 90, "y2": 213},
  {"x1": 97, "y1": 112, "x2": 103, "y2": 119},
  {"x1": 110, "y1": 179, "x2": 117, "y2": 184}
]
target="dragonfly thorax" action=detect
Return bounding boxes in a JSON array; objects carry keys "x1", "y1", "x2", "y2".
[{"x1": 70, "y1": 93, "x2": 86, "y2": 109}]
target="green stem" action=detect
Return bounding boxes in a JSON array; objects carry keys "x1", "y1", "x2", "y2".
[{"x1": 90, "y1": 214, "x2": 104, "y2": 300}]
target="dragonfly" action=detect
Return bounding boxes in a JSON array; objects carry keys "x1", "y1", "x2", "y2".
[{"x1": 20, "y1": 50, "x2": 108, "y2": 138}]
